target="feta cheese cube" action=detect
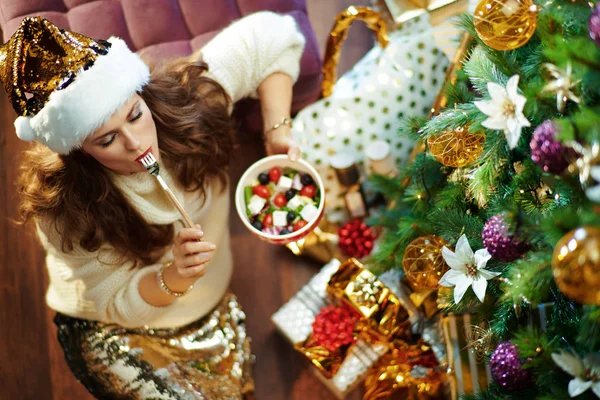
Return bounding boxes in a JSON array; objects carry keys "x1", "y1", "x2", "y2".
[
  {"x1": 277, "y1": 176, "x2": 293, "y2": 191},
  {"x1": 273, "y1": 210, "x2": 288, "y2": 227},
  {"x1": 286, "y1": 195, "x2": 303, "y2": 211},
  {"x1": 247, "y1": 195, "x2": 266, "y2": 216},
  {"x1": 300, "y1": 204, "x2": 318, "y2": 222}
]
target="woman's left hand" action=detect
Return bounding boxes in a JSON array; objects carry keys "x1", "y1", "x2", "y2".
[{"x1": 264, "y1": 125, "x2": 300, "y2": 161}]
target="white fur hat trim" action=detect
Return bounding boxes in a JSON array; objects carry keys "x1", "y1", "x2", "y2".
[{"x1": 13, "y1": 37, "x2": 150, "y2": 154}]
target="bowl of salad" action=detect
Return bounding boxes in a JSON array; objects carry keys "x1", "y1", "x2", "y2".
[{"x1": 235, "y1": 155, "x2": 325, "y2": 244}]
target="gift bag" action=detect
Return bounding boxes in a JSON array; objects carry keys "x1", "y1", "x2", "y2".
[{"x1": 292, "y1": 7, "x2": 450, "y2": 222}]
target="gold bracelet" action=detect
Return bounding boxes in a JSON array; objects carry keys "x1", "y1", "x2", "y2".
[
  {"x1": 265, "y1": 117, "x2": 292, "y2": 134},
  {"x1": 157, "y1": 262, "x2": 194, "y2": 297}
]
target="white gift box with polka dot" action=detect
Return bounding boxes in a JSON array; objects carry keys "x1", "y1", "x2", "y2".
[
  {"x1": 271, "y1": 259, "x2": 388, "y2": 399},
  {"x1": 292, "y1": 29, "x2": 449, "y2": 222}
]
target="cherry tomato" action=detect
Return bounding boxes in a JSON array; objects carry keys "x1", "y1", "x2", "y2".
[
  {"x1": 269, "y1": 167, "x2": 282, "y2": 183},
  {"x1": 300, "y1": 184, "x2": 316, "y2": 198},
  {"x1": 293, "y1": 220, "x2": 308, "y2": 231},
  {"x1": 263, "y1": 213, "x2": 273, "y2": 227},
  {"x1": 273, "y1": 193, "x2": 288, "y2": 207},
  {"x1": 252, "y1": 185, "x2": 270, "y2": 199}
]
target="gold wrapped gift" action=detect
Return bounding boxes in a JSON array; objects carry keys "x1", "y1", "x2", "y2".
[
  {"x1": 327, "y1": 258, "x2": 414, "y2": 342},
  {"x1": 364, "y1": 340, "x2": 449, "y2": 400},
  {"x1": 294, "y1": 342, "x2": 352, "y2": 379},
  {"x1": 374, "y1": 0, "x2": 469, "y2": 30},
  {"x1": 285, "y1": 217, "x2": 344, "y2": 264}
]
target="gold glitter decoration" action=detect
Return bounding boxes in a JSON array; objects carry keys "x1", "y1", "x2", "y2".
[
  {"x1": 402, "y1": 236, "x2": 451, "y2": 290},
  {"x1": 364, "y1": 340, "x2": 447, "y2": 400},
  {"x1": 552, "y1": 226, "x2": 600, "y2": 305},
  {"x1": 427, "y1": 126, "x2": 486, "y2": 168},
  {"x1": 322, "y1": 6, "x2": 390, "y2": 97},
  {"x1": 473, "y1": 0, "x2": 538, "y2": 51},
  {"x1": 0, "y1": 17, "x2": 110, "y2": 116},
  {"x1": 327, "y1": 258, "x2": 413, "y2": 341},
  {"x1": 54, "y1": 293, "x2": 254, "y2": 399}
]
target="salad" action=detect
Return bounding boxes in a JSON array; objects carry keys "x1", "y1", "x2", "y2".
[{"x1": 244, "y1": 166, "x2": 321, "y2": 236}]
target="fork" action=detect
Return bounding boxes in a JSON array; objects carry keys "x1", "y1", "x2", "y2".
[{"x1": 138, "y1": 152, "x2": 197, "y2": 229}]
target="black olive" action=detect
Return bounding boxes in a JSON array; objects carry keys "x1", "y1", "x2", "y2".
[
  {"x1": 285, "y1": 189, "x2": 297, "y2": 200},
  {"x1": 251, "y1": 220, "x2": 263, "y2": 231},
  {"x1": 300, "y1": 173, "x2": 314, "y2": 186},
  {"x1": 286, "y1": 212, "x2": 296, "y2": 223},
  {"x1": 258, "y1": 173, "x2": 270, "y2": 185},
  {"x1": 280, "y1": 228, "x2": 290, "y2": 235}
]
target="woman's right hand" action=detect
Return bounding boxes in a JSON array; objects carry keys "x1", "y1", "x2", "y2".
[{"x1": 172, "y1": 225, "x2": 217, "y2": 280}]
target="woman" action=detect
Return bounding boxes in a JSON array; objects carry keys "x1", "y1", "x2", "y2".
[{"x1": 5, "y1": 11, "x2": 304, "y2": 399}]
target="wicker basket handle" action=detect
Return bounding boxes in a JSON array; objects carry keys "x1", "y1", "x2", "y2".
[{"x1": 321, "y1": 6, "x2": 390, "y2": 98}]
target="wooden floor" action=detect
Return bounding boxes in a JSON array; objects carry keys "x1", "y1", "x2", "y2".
[{"x1": 0, "y1": 1, "x2": 373, "y2": 399}]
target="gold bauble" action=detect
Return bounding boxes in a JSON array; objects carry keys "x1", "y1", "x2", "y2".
[
  {"x1": 552, "y1": 226, "x2": 600, "y2": 305},
  {"x1": 473, "y1": 0, "x2": 538, "y2": 51},
  {"x1": 427, "y1": 126, "x2": 486, "y2": 168},
  {"x1": 402, "y1": 236, "x2": 451, "y2": 290}
]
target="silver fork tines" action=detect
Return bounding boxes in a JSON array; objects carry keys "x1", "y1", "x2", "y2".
[{"x1": 139, "y1": 153, "x2": 160, "y2": 176}]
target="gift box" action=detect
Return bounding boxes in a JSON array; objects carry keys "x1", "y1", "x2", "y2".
[
  {"x1": 372, "y1": 0, "x2": 470, "y2": 60},
  {"x1": 272, "y1": 259, "x2": 417, "y2": 398}
]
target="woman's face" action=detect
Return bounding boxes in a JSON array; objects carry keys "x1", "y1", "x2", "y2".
[{"x1": 82, "y1": 94, "x2": 159, "y2": 174}]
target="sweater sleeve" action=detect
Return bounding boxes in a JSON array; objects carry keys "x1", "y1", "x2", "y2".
[
  {"x1": 37, "y1": 219, "x2": 175, "y2": 328},
  {"x1": 199, "y1": 11, "x2": 306, "y2": 103}
]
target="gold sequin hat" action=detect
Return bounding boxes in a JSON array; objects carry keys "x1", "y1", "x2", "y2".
[{"x1": 0, "y1": 17, "x2": 150, "y2": 154}]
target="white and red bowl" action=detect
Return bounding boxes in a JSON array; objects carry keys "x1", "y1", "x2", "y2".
[{"x1": 235, "y1": 155, "x2": 325, "y2": 245}]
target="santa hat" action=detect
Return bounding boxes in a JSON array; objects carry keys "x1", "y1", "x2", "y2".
[{"x1": 0, "y1": 17, "x2": 149, "y2": 154}]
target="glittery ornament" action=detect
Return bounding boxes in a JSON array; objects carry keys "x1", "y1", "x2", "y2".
[
  {"x1": 427, "y1": 126, "x2": 486, "y2": 168},
  {"x1": 310, "y1": 304, "x2": 361, "y2": 352},
  {"x1": 338, "y1": 219, "x2": 377, "y2": 259},
  {"x1": 473, "y1": 0, "x2": 538, "y2": 51},
  {"x1": 552, "y1": 226, "x2": 600, "y2": 305},
  {"x1": 530, "y1": 121, "x2": 574, "y2": 174},
  {"x1": 402, "y1": 236, "x2": 451, "y2": 290},
  {"x1": 589, "y1": 3, "x2": 600, "y2": 47},
  {"x1": 482, "y1": 213, "x2": 529, "y2": 262},
  {"x1": 489, "y1": 342, "x2": 531, "y2": 390}
]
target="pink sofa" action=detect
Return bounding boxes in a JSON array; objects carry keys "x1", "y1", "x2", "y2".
[{"x1": 0, "y1": 0, "x2": 322, "y2": 129}]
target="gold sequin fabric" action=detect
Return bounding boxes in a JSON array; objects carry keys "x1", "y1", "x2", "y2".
[
  {"x1": 54, "y1": 293, "x2": 254, "y2": 399},
  {"x1": 0, "y1": 16, "x2": 110, "y2": 116}
]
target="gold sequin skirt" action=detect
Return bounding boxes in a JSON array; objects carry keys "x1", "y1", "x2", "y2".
[{"x1": 54, "y1": 293, "x2": 255, "y2": 400}]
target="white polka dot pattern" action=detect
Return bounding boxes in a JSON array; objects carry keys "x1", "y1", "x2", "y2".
[{"x1": 292, "y1": 29, "x2": 449, "y2": 222}]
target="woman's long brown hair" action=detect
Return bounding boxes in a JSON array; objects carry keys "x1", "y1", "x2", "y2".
[{"x1": 17, "y1": 59, "x2": 236, "y2": 267}]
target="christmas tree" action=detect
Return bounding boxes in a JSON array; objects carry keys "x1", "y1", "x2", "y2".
[{"x1": 369, "y1": 0, "x2": 600, "y2": 398}]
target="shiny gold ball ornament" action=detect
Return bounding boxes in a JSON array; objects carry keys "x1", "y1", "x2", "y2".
[
  {"x1": 402, "y1": 236, "x2": 451, "y2": 290},
  {"x1": 427, "y1": 126, "x2": 486, "y2": 168},
  {"x1": 552, "y1": 226, "x2": 600, "y2": 305},
  {"x1": 473, "y1": 0, "x2": 538, "y2": 51}
]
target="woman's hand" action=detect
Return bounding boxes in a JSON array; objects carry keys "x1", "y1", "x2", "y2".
[
  {"x1": 172, "y1": 225, "x2": 216, "y2": 280},
  {"x1": 264, "y1": 124, "x2": 300, "y2": 161}
]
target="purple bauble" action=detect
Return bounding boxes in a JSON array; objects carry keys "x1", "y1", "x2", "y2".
[
  {"x1": 590, "y1": 3, "x2": 600, "y2": 47},
  {"x1": 489, "y1": 342, "x2": 531, "y2": 391},
  {"x1": 530, "y1": 121, "x2": 573, "y2": 174},
  {"x1": 482, "y1": 214, "x2": 529, "y2": 262}
]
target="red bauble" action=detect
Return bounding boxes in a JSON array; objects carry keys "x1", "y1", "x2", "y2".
[
  {"x1": 338, "y1": 219, "x2": 377, "y2": 259},
  {"x1": 311, "y1": 305, "x2": 361, "y2": 352}
]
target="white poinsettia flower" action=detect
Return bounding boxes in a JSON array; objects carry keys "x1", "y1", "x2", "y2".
[
  {"x1": 586, "y1": 166, "x2": 600, "y2": 203},
  {"x1": 438, "y1": 234, "x2": 501, "y2": 304},
  {"x1": 552, "y1": 350, "x2": 600, "y2": 398},
  {"x1": 474, "y1": 75, "x2": 531, "y2": 149}
]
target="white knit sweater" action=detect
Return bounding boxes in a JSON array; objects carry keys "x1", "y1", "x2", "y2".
[{"x1": 37, "y1": 11, "x2": 305, "y2": 329}]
